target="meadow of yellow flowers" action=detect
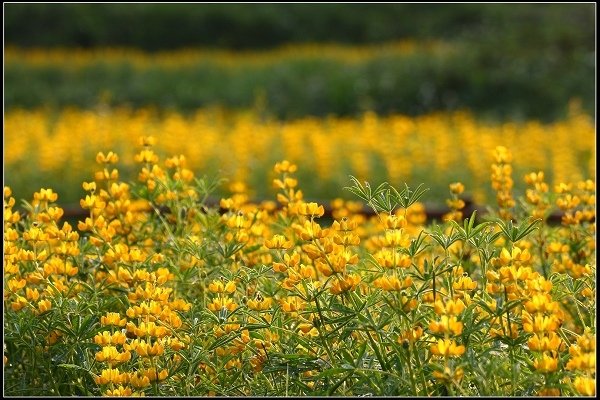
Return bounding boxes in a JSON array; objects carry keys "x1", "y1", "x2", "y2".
[
  {"x1": 4, "y1": 102, "x2": 595, "y2": 208},
  {"x1": 3, "y1": 132, "x2": 595, "y2": 396}
]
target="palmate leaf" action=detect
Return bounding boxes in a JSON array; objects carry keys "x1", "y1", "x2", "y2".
[
  {"x1": 346, "y1": 176, "x2": 429, "y2": 215},
  {"x1": 389, "y1": 182, "x2": 429, "y2": 209},
  {"x1": 344, "y1": 176, "x2": 373, "y2": 203},
  {"x1": 495, "y1": 217, "x2": 541, "y2": 243}
]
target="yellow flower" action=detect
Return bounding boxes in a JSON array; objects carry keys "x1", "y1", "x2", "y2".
[
  {"x1": 434, "y1": 298, "x2": 465, "y2": 316},
  {"x1": 383, "y1": 214, "x2": 407, "y2": 230},
  {"x1": 11, "y1": 296, "x2": 28, "y2": 311},
  {"x1": 430, "y1": 338, "x2": 465, "y2": 357},
  {"x1": 298, "y1": 323, "x2": 319, "y2": 337},
  {"x1": 37, "y1": 299, "x2": 52, "y2": 313},
  {"x1": 373, "y1": 275, "x2": 412, "y2": 291},
  {"x1": 280, "y1": 297, "x2": 305, "y2": 313},
  {"x1": 429, "y1": 315, "x2": 463, "y2": 336},
  {"x1": 566, "y1": 353, "x2": 596, "y2": 372},
  {"x1": 95, "y1": 346, "x2": 131, "y2": 364},
  {"x1": 329, "y1": 274, "x2": 361, "y2": 295},
  {"x1": 398, "y1": 326, "x2": 424, "y2": 344},
  {"x1": 264, "y1": 234, "x2": 293, "y2": 250},
  {"x1": 383, "y1": 229, "x2": 410, "y2": 248},
  {"x1": 573, "y1": 376, "x2": 595, "y2": 396},
  {"x1": 94, "y1": 331, "x2": 127, "y2": 346},
  {"x1": 139, "y1": 135, "x2": 156, "y2": 147},
  {"x1": 527, "y1": 332, "x2": 562, "y2": 352},
  {"x1": 293, "y1": 220, "x2": 326, "y2": 241},
  {"x1": 453, "y1": 275, "x2": 477, "y2": 291},
  {"x1": 101, "y1": 312, "x2": 127, "y2": 327},
  {"x1": 130, "y1": 372, "x2": 151, "y2": 388},
  {"x1": 33, "y1": 188, "x2": 58, "y2": 203},
  {"x1": 95, "y1": 151, "x2": 119, "y2": 164},
  {"x1": 522, "y1": 312, "x2": 560, "y2": 334},
  {"x1": 247, "y1": 296, "x2": 272, "y2": 311},
  {"x1": 104, "y1": 385, "x2": 132, "y2": 397},
  {"x1": 274, "y1": 160, "x2": 297, "y2": 174},
  {"x1": 449, "y1": 182, "x2": 465, "y2": 195},
  {"x1": 533, "y1": 353, "x2": 558, "y2": 373},
  {"x1": 143, "y1": 367, "x2": 168, "y2": 382},
  {"x1": 537, "y1": 387, "x2": 560, "y2": 396},
  {"x1": 94, "y1": 367, "x2": 129, "y2": 385},
  {"x1": 7, "y1": 278, "x2": 26, "y2": 293},
  {"x1": 207, "y1": 297, "x2": 237, "y2": 312}
]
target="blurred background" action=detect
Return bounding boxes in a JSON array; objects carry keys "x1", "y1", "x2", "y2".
[{"x1": 4, "y1": 3, "x2": 596, "y2": 210}]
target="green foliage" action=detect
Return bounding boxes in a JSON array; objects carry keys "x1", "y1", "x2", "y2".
[
  {"x1": 4, "y1": 4, "x2": 594, "y2": 52},
  {"x1": 3, "y1": 3, "x2": 595, "y2": 120},
  {"x1": 4, "y1": 43, "x2": 594, "y2": 120}
]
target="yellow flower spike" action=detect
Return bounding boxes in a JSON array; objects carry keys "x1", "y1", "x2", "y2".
[
  {"x1": 104, "y1": 385, "x2": 133, "y2": 397},
  {"x1": 143, "y1": 368, "x2": 168, "y2": 382},
  {"x1": 207, "y1": 297, "x2": 237, "y2": 312},
  {"x1": 566, "y1": 352, "x2": 595, "y2": 372},
  {"x1": 130, "y1": 372, "x2": 151, "y2": 389},
  {"x1": 453, "y1": 275, "x2": 477, "y2": 291},
  {"x1": 274, "y1": 160, "x2": 298, "y2": 174},
  {"x1": 434, "y1": 298, "x2": 466, "y2": 316},
  {"x1": 449, "y1": 182, "x2": 465, "y2": 195},
  {"x1": 533, "y1": 353, "x2": 559, "y2": 373},
  {"x1": 280, "y1": 297, "x2": 305, "y2": 313},
  {"x1": 298, "y1": 202, "x2": 325, "y2": 218},
  {"x1": 430, "y1": 338, "x2": 465, "y2": 357},
  {"x1": 139, "y1": 135, "x2": 156, "y2": 147},
  {"x1": 34, "y1": 188, "x2": 59, "y2": 203},
  {"x1": 37, "y1": 299, "x2": 52, "y2": 313},
  {"x1": 95, "y1": 151, "x2": 119, "y2": 164},
  {"x1": 522, "y1": 312, "x2": 561, "y2": 334},
  {"x1": 573, "y1": 376, "x2": 596, "y2": 396},
  {"x1": 7, "y1": 278, "x2": 26, "y2": 293},
  {"x1": 429, "y1": 315, "x2": 463, "y2": 336},
  {"x1": 94, "y1": 367, "x2": 129, "y2": 385},
  {"x1": 398, "y1": 326, "x2": 424, "y2": 344},
  {"x1": 95, "y1": 346, "x2": 131, "y2": 364},
  {"x1": 11, "y1": 295, "x2": 28, "y2": 311},
  {"x1": 383, "y1": 229, "x2": 410, "y2": 248},
  {"x1": 527, "y1": 332, "x2": 562, "y2": 352},
  {"x1": 265, "y1": 234, "x2": 294, "y2": 250},
  {"x1": 101, "y1": 312, "x2": 127, "y2": 327}
]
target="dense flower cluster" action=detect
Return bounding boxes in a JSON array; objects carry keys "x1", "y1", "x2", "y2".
[
  {"x1": 5, "y1": 106, "x2": 594, "y2": 206},
  {"x1": 4, "y1": 140, "x2": 595, "y2": 397}
]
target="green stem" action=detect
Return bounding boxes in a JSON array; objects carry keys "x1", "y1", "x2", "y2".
[
  {"x1": 313, "y1": 295, "x2": 337, "y2": 368},
  {"x1": 404, "y1": 345, "x2": 418, "y2": 395}
]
